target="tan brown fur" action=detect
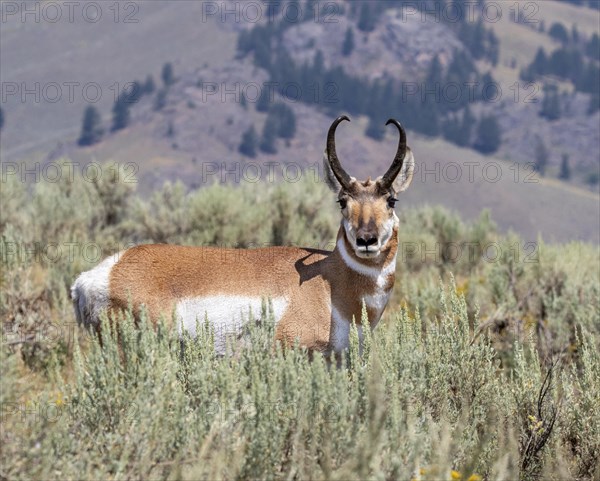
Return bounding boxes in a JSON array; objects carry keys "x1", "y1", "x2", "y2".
[
  {"x1": 108, "y1": 219, "x2": 398, "y2": 353},
  {"x1": 72, "y1": 116, "x2": 415, "y2": 355}
]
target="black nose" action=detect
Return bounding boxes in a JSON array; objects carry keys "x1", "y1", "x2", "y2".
[{"x1": 356, "y1": 235, "x2": 378, "y2": 248}]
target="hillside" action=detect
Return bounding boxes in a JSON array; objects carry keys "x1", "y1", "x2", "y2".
[
  {"x1": 0, "y1": 1, "x2": 236, "y2": 160},
  {"x1": 41, "y1": 58, "x2": 600, "y2": 244}
]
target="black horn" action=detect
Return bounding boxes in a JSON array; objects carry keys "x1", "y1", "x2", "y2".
[
  {"x1": 380, "y1": 119, "x2": 407, "y2": 190},
  {"x1": 326, "y1": 115, "x2": 352, "y2": 190}
]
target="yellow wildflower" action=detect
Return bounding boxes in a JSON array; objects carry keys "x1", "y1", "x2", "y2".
[
  {"x1": 451, "y1": 470, "x2": 462, "y2": 480},
  {"x1": 467, "y1": 475, "x2": 482, "y2": 481}
]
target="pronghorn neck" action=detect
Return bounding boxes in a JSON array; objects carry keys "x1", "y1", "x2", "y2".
[
  {"x1": 327, "y1": 223, "x2": 398, "y2": 353},
  {"x1": 333, "y1": 223, "x2": 398, "y2": 279}
]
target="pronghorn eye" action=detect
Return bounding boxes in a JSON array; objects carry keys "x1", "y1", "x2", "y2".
[
  {"x1": 387, "y1": 197, "x2": 398, "y2": 209},
  {"x1": 337, "y1": 198, "x2": 347, "y2": 209}
]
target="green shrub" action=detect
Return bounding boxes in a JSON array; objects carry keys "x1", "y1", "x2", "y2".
[{"x1": 1, "y1": 161, "x2": 598, "y2": 480}]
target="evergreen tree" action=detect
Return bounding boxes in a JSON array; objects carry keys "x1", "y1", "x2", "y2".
[
  {"x1": 239, "y1": 126, "x2": 258, "y2": 158},
  {"x1": 586, "y1": 33, "x2": 600, "y2": 59},
  {"x1": 256, "y1": 88, "x2": 271, "y2": 112},
  {"x1": 559, "y1": 153, "x2": 571, "y2": 180},
  {"x1": 236, "y1": 29, "x2": 252, "y2": 56},
  {"x1": 540, "y1": 84, "x2": 561, "y2": 120},
  {"x1": 357, "y1": 3, "x2": 375, "y2": 32},
  {"x1": 534, "y1": 136, "x2": 549, "y2": 175},
  {"x1": 548, "y1": 22, "x2": 569, "y2": 44},
  {"x1": 0, "y1": 107, "x2": 4, "y2": 132},
  {"x1": 571, "y1": 25, "x2": 580, "y2": 44},
  {"x1": 519, "y1": 66, "x2": 535, "y2": 82},
  {"x1": 240, "y1": 92, "x2": 247, "y2": 110},
  {"x1": 272, "y1": 50, "x2": 295, "y2": 90},
  {"x1": 457, "y1": 106, "x2": 475, "y2": 147},
  {"x1": 487, "y1": 29, "x2": 500, "y2": 66},
  {"x1": 577, "y1": 63, "x2": 600, "y2": 94},
  {"x1": 532, "y1": 47, "x2": 548, "y2": 76},
  {"x1": 259, "y1": 117, "x2": 278, "y2": 154},
  {"x1": 365, "y1": 116, "x2": 385, "y2": 140},
  {"x1": 426, "y1": 55, "x2": 443, "y2": 85},
  {"x1": 587, "y1": 92, "x2": 600, "y2": 115},
  {"x1": 166, "y1": 121, "x2": 175, "y2": 138},
  {"x1": 271, "y1": 103, "x2": 296, "y2": 139},
  {"x1": 254, "y1": 40, "x2": 272, "y2": 70},
  {"x1": 365, "y1": 80, "x2": 383, "y2": 119},
  {"x1": 161, "y1": 62, "x2": 174, "y2": 87},
  {"x1": 419, "y1": 98, "x2": 440, "y2": 137},
  {"x1": 474, "y1": 114, "x2": 501, "y2": 154},
  {"x1": 127, "y1": 80, "x2": 143, "y2": 103},
  {"x1": 379, "y1": 79, "x2": 396, "y2": 120},
  {"x1": 548, "y1": 48, "x2": 571, "y2": 78},
  {"x1": 442, "y1": 113, "x2": 461, "y2": 145},
  {"x1": 143, "y1": 75, "x2": 156, "y2": 94},
  {"x1": 111, "y1": 92, "x2": 130, "y2": 132},
  {"x1": 342, "y1": 27, "x2": 355, "y2": 56},
  {"x1": 477, "y1": 72, "x2": 497, "y2": 104},
  {"x1": 78, "y1": 105, "x2": 104, "y2": 146},
  {"x1": 445, "y1": 51, "x2": 477, "y2": 110},
  {"x1": 154, "y1": 88, "x2": 168, "y2": 111},
  {"x1": 568, "y1": 50, "x2": 585, "y2": 85},
  {"x1": 348, "y1": 0, "x2": 359, "y2": 16},
  {"x1": 470, "y1": 21, "x2": 486, "y2": 60},
  {"x1": 313, "y1": 50, "x2": 325, "y2": 79},
  {"x1": 586, "y1": 171, "x2": 599, "y2": 187}
]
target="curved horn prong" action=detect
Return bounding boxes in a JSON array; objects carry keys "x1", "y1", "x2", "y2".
[
  {"x1": 380, "y1": 119, "x2": 407, "y2": 190},
  {"x1": 326, "y1": 115, "x2": 352, "y2": 190}
]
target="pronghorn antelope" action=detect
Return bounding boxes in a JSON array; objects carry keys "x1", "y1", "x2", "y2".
[{"x1": 71, "y1": 116, "x2": 415, "y2": 355}]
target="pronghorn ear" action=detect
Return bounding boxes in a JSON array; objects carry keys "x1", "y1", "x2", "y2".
[
  {"x1": 391, "y1": 147, "x2": 415, "y2": 193},
  {"x1": 322, "y1": 151, "x2": 341, "y2": 193}
]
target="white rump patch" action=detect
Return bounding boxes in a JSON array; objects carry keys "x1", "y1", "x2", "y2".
[
  {"x1": 176, "y1": 296, "x2": 288, "y2": 354},
  {"x1": 71, "y1": 252, "x2": 123, "y2": 327}
]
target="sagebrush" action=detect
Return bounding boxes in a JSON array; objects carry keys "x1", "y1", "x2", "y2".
[{"x1": 1, "y1": 160, "x2": 598, "y2": 480}]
